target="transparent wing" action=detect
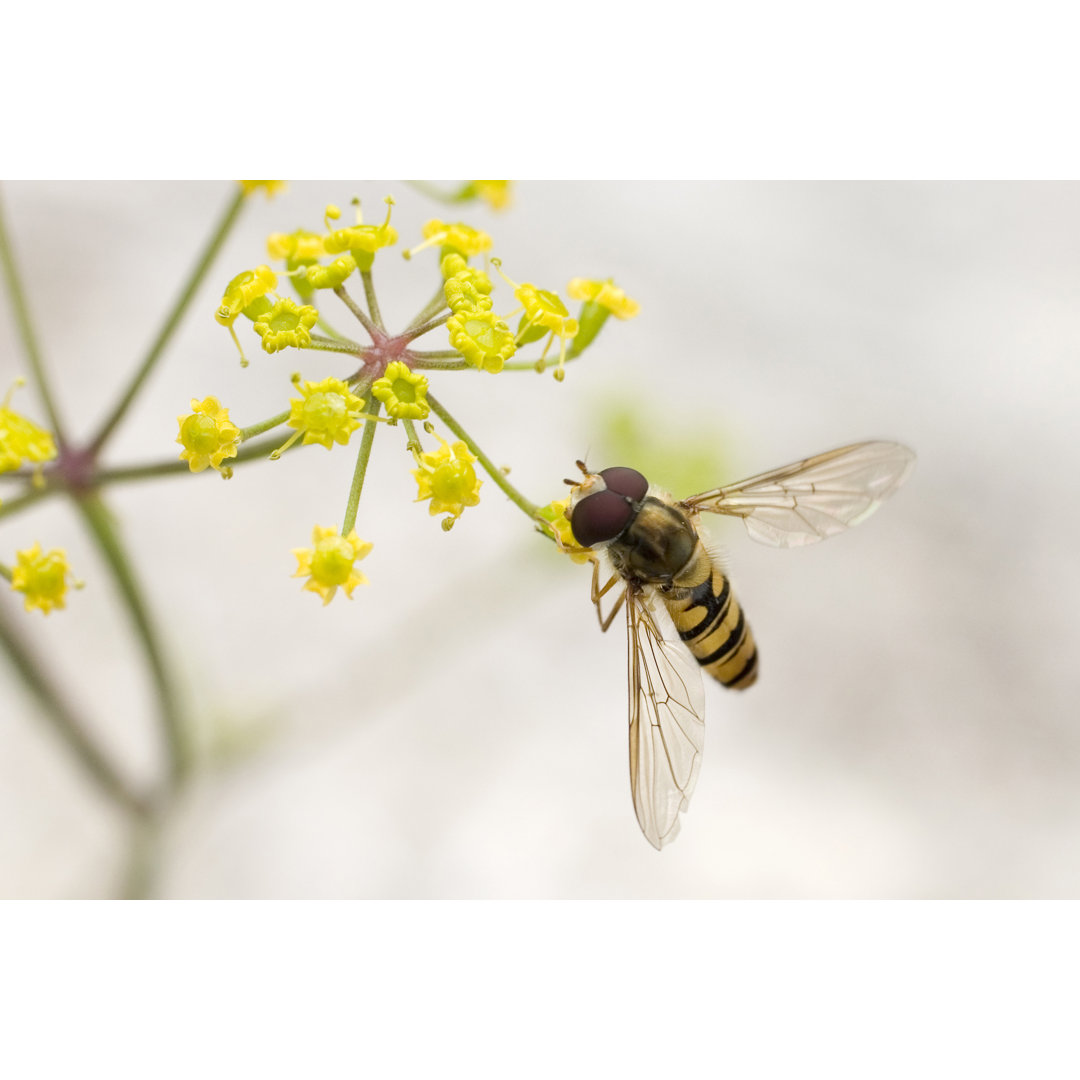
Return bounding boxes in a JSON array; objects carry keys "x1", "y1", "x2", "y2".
[
  {"x1": 627, "y1": 587, "x2": 706, "y2": 850},
  {"x1": 683, "y1": 441, "x2": 915, "y2": 548}
]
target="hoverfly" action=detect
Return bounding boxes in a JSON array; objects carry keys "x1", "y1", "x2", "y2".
[{"x1": 564, "y1": 441, "x2": 915, "y2": 849}]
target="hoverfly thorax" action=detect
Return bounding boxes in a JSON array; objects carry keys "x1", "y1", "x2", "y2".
[{"x1": 568, "y1": 465, "x2": 697, "y2": 584}]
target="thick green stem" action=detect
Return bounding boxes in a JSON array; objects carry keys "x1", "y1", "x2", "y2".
[
  {"x1": 0, "y1": 482, "x2": 53, "y2": 521},
  {"x1": 89, "y1": 186, "x2": 247, "y2": 454},
  {"x1": 239, "y1": 409, "x2": 290, "y2": 441},
  {"x1": 425, "y1": 393, "x2": 541, "y2": 520},
  {"x1": 341, "y1": 401, "x2": 382, "y2": 535},
  {"x1": 334, "y1": 285, "x2": 378, "y2": 339},
  {"x1": 360, "y1": 270, "x2": 384, "y2": 330},
  {"x1": 406, "y1": 284, "x2": 450, "y2": 331},
  {"x1": 74, "y1": 493, "x2": 190, "y2": 790},
  {"x1": 0, "y1": 188, "x2": 67, "y2": 441},
  {"x1": 0, "y1": 594, "x2": 150, "y2": 818}
]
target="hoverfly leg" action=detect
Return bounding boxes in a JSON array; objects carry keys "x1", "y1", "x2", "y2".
[{"x1": 589, "y1": 556, "x2": 626, "y2": 632}]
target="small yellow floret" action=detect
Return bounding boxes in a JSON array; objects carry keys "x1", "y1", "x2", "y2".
[
  {"x1": 10, "y1": 543, "x2": 79, "y2": 614},
  {"x1": 292, "y1": 525, "x2": 373, "y2": 605},
  {"x1": 471, "y1": 181, "x2": 513, "y2": 211},
  {"x1": 304, "y1": 253, "x2": 357, "y2": 291},
  {"x1": 536, "y1": 499, "x2": 593, "y2": 564},
  {"x1": 412, "y1": 437, "x2": 482, "y2": 526},
  {"x1": 0, "y1": 380, "x2": 57, "y2": 474},
  {"x1": 238, "y1": 181, "x2": 288, "y2": 199},
  {"x1": 492, "y1": 262, "x2": 578, "y2": 380},
  {"x1": 446, "y1": 310, "x2": 516, "y2": 373},
  {"x1": 370, "y1": 362, "x2": 430, "y2": 420},
  {"x1": 567, "y1": 277, "x2": 641, "y2": 320},
  {"x1": 253, "y1": 298, "x2": 319, "y2": 353},
  {"x1": 442, "y1": 254, "x2": 495, "y2": 314},
  {"x1": 323, "y1": 197, "x2": 397, "y2": 270},
  {"x1": 282, "y1": 377, "x2": 366, "y2": 451},
  {"x1": 177, "y1": 396, "x2": 241, "y2": 475},
  {"x1": 403, "y1": 219, "x2": 492, "y2": 261}
]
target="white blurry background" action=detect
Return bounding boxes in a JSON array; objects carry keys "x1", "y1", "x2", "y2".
[{"x1": 1, "y1": 181, "x2": 1077, "y2": 898}]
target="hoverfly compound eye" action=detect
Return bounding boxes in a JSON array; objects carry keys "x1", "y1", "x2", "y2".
[
  {"x1": 570, "y1": 490, "x2": 635, "y2": 548},
  {"x1": 599, "y1": 466, "x2": 649, "y2": 501}
]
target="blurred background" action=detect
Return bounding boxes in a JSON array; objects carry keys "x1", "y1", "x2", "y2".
[{"x1": 1, "y1": 180, "x2": 1077, "y2": 898}]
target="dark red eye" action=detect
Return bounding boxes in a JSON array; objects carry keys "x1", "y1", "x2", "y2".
[
  {"x1": 570, "y1": 490, "x2": 635, "y2": 547},
  {"x1": 599, "y1": 466, "x2": 648, "y2": 501}
]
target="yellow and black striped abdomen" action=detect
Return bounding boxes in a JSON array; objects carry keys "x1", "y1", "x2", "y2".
[{"x1": 663, "y1": 545, "x2": 758, "y2": 690}]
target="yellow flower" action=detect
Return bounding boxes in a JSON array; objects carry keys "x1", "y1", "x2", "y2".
[
  {"x1": 292, "y1": 525, "x2": 373, "y2": 605},
  {"x1": 370, "y1": 362, "x2": 429, "y2": 420},
  {"x1": 177, "y1": 396, "x2": 241, "y2": 475},
  {"x1": 239, "y1": 181, "x2": 288, "y2": 199},
  {"x1": 446, "y1": 310, "x2": 516, "y2": 373},
  {"x1": 493, "y1": 261, "x2": 578, "y2": 380},
  {"x1": 215, "y1": 266, "x2": 278, "y2": 366},
  {"x1": 535, "y1": 499, "x2": 592, "y2": 564},
  {"x1": 567, "y1": 277, "x2": 640, "y2": 320},
  {"x1": 471, "y1": 181, "x2": 512, "y2": 211},
  {"x1": 403, "y1": 219, "x2": 492, "y2": 261},
  {"x1": 267, "y1": 229, "x2": 326, "y2": 300},
  {"x1": 412, "y1": 438, "x2": 482, "y2": 527},
  {"x1": 253, "y1": 298, "x2": 319, "y2": 353},
  {"x1": 277, "y1": 377, "x2": 366, "y2": 453},
  {"x1": 0, "y1": 380, "x2": 57, "y2": 474},
  {"x1": 442, "y1": 253, "x2": 494, "y2": 314},
  {"x1": 10, "y1": 543, "x2": 78, "y2": 614},
  {"x1": 323, "y1": 197, "x2": 397, "y2": 270},
  {"x1": 565, "y1": 277, "x2": 640, "y2": 356},
  {"x1": 303, "y1": 253, "x2": 357, "y2": 291}
]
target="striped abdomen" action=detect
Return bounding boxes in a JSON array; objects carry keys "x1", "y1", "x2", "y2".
[{"x1": 663, "y1": 544, "x2": 758, "y2": 689}]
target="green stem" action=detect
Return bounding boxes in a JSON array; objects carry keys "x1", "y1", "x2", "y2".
[
  {"x1": 360, "y1": 270, "x2": 384, "y2": 330},
  {"x1": 425, "y1": 392, "x2": 541, "y2": 519},
  {"x1": 341, "y1": 401, "x2": 382, "y2": 534},
  {"x1": 0, "y1": 593, "x2": 150, "y2": 818},
  {"x1": 74, "y1": 492, "x2": 190, "y2": 790},
  {"x1": 305, "y1": 336, "x2": 362, "y2": 354},
  {"x1": 0, "y1": 482, "x2": 54, "y2": 521},
  {"x1": 89, "y1": 186, "x2": 247, "y2": 455},
  {"x1": 406, "y1": 284, "x2": 450, "y2": 331},
  {"x1": 0, "y1": 188, "x2": 67, "y2": 440},
  {"x1": 402, "y1": 312, "x2": 450, "y2": 342},
  {"x1": 334, "y1": 285, "x2": 378, "y2": 339},
  {"x1": 401, "y1": 418, "x2": 424, "y2": 458},
  {"x1": 239, "y1": 409, "x2": 290, "y2": 441},
  {"x1": 408, "y1": 349, "x2": 462, "y2": 360}
]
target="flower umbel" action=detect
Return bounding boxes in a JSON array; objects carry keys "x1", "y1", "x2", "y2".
[
  {"x1": 370, "y1": 362, "x2": 429, "y2": 420},
  {"x1": 10, "y1": 543, "x2": 79, "y2": 614},
  {"x1": 177, "y1": 396, "x2": 241, "y2": 475},
  {"x1": 0, "y1": 379, "x2": 57, "y2": 474},
  {"x1": 412, "y1": 437, "x2": 483, "y2": 527},
  {"x1": 292, "y1": 525, "x2": 373, "y2": 605},
  {"x1": 277, "y1": 376, "x2": 366, "y2": 454},
  {"x1": 253, "y1": 298, "x2": 319, "y2": 354}
]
